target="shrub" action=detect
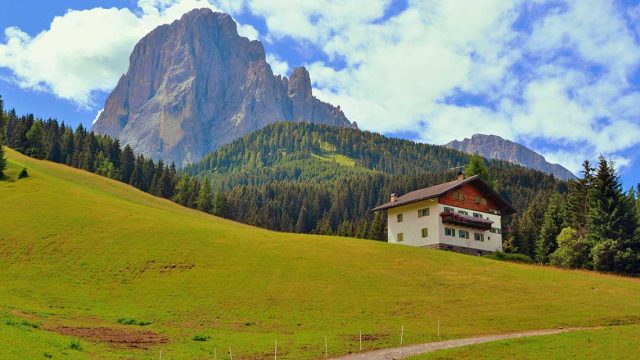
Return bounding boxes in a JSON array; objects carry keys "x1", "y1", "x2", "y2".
[
  {"x1": 69, "y1": 340, "x2": 82, "y2": 351},
  {"x1": 192, "y1": 334, "x2": 210, "y2": 342},
  {"x1": 18, "y1": 168, "x2": 28, "y2": 179},
  {"x1": 117, "y1": 317, "x2": 152, "y2": 326},
  {"x1": 485, "y1": 251, "x2": 534, "y2": 264}
]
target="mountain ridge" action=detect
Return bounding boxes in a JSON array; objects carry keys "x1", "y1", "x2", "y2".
[
  {"x1": 92, "y1": 8, "x2": 353, "y2": 166},
  {"x1": 445, "y1": 134, "x2": 576, "y2": 180}
]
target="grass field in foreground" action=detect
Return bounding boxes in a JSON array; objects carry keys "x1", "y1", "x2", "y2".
[
  {"x1": 1, "y1": 148, "x2": 640, "y2": 359},
  {"x1": 411, "y1": 324, "x2": 640, "y2": 359}
]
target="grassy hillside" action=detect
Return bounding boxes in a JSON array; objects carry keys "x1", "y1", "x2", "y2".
[
  {"x1": 1, "y1": 148, "x2": 640, "y2": 359},
  {"x1": 411, "y1": 325, "x2": 640, "y2": 359}
]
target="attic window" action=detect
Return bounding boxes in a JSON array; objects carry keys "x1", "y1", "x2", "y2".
[{"x1": 475, "y1": 196, "x2": 481, "y2": 204}]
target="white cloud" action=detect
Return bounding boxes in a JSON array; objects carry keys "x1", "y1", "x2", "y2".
[
  {"x1": 248, "y1": 0, "x2": 640, "y2": 173},
  {"x1": 1, "y1": 0, "x2": 639, "y2": 174},
  {"x1": 265, "y1": 53, "x2": 289, "y2": 76},
  {"x1": 0, "y1": 0, "x2": 254, "y2": 108}
]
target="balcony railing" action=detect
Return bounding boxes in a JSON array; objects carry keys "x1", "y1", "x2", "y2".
[{"x1": 440, "y1": 211, "x2": 493, "y2": 231}]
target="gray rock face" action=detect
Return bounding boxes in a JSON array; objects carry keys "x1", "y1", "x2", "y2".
[
  {"x1": 92, "y1": 8, "x2": 353, "y2": 166},
  {"x1": 445, "y1": 134, "x2": 576, "y2": 180}
]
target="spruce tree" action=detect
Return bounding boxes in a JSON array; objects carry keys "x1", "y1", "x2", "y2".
[
  {"x1": 368, "y1": 211, "x2": 385, "y2": 240},
  {"x1": 25, "y1": 121, "x2": 46, "y2": 159},
  {"x1": 172, "y1": 174, "x2": 192, "y2": 206},
  {"x1": 535, "y1": 193, "x2": 565, "y2": 263},
  {"x1": 213, "y1": 189, "x2": 228, "y2": 217},
  {"x1": 0, "y1": 137, "x2": 6, "y2": 178},
  {"x1": 465, "y1": 155, "x2": 490, "y2": 180},
  {"x1": 196, "y1": 178, "x2": 213, "y2": 213},
  {"x1": 563, "y1": 161, "x2": 593, "y2": 233},
  {"x1": 119, "y1": 145, "x2": 135, "y2": 184}
]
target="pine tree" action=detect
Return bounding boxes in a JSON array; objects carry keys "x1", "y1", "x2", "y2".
[
  {"x1": 535, "y1": 193, "x2": 565, "y2": 263},
  {"x1": 368, "y1": 211, "x2": 385, "y2": 240},
  {"x1": 465, "y1": 155, "x2": 490, "y2": 180},
  {"x1": 213, "y1": 189, "x2": 228, "y2": 217},
  {"x1": 119, "y1": 145, "x2": 135, "y2": 184},
  {"x1": 25, "y1": 121, "x2": 46, "y2": 159},
  {"x1": 196, "y1": 178, "x2": 213, "y2": 213},
  {"x1": 172, "y1": 174, "x2": 192, "y2": 206},
  {"x1": 563, "y1": 161, "x2": 593, "y2": 233},
  {"x1": 587, "y1": 156, "x2": 638, "y2": 273},
  {"x1": 295, "y1": 205, "x2": 309, "y2": 233},
  {"x1": 0, "y1": 137, "x2": 6, "y2": 178}
]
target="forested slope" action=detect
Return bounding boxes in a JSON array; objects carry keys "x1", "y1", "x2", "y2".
[{"x1": 184, "y1": 122, "x2": 565, "y2": 237}]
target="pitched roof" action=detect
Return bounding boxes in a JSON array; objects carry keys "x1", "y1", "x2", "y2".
[{"x1": 372, "y1": 175, "x2": 516, "y2": 214}]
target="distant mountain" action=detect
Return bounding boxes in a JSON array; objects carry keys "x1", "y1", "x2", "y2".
[
  {"x1": 445, "y1": 134, "x2": 576, "y2": 180},
  {"x1": 92, "y1": 8, "x2": 353, "y2": 166}
]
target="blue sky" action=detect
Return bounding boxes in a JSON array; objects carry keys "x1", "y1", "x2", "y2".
[{"x1": 0, "y1": 0, "x2": 639, "y2": 188}]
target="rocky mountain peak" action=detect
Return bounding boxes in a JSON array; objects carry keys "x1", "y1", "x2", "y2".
[
  {"x1": 92, "y1": 8, "x2": 353, "y2": 166},
  {"x1": 446, "y1": 134, "x2": 576, "y2": 181}
]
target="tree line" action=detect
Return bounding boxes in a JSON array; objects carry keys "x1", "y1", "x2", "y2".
[
  {"x1": 0, "y1": 96, "x2": 229, "y2": 217},
  {"x1": 506, "y1": 158, "x2": 640, "y2": 275},
  {"x1": 185, "y1": 122, "x2": 565, "y2": 240}
]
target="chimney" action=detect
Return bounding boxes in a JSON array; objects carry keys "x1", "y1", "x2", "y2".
[
  {"x1": 390, "y1": 193, "x2": 397, "y2": 202},
  {"x1": 456, "y1": 171, "x2": 465, "y2": 181}
]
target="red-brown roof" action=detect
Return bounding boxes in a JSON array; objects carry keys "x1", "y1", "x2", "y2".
[{"x1": 372, "y1": 175, "x2": 516, "y2": 214}]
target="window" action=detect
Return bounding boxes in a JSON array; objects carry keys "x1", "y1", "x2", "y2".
[
  {"x1": 418, "y1": 208, "x2": 430, "y2": 217},
  {"x1": 445, "y1": 227, "x2": 455, "y2": 236},
  {"x1": 458, "y1": 210, "x2": 469, "y2": 216},
  {"x1": 421, "y1": 228, "x2": 429, "y2": 238},
  {"x1": 460, "y1": 192, "x2": 465, "y2": 201},
  {"x1": 444, "y1": 207, "x2": 454, "y2": 213},
  {"x1": 459, "y1": 230, "x2": 469, "y2": 239},
  {"x1": 474, "y1": 233, "x2": 484, "y2": 242},
  {"x1": 473, "y1": 213, "x2": 482, "y2": 218},
  {"x1": 481, "y1": 198, "x2": 487, "y2": 206},
  {"x1": 475, "y1": 196, "x2": 481, "y2": 204},
  {"x1": 397, "y1": 213, "x2": 403, "y2": 223},
  {"x1": 491, "y1": 227, "x2": 502, "y2": 234},
  {"x1": 453, "y1": 191, "x2": 459, "y2": 200},
  {"x1": 397, "y1": 233, "x2": 404, "y2": 242}
]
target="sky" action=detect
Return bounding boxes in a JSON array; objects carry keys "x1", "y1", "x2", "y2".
[{"x1": 0, "y1": 0, "x2": 639, "y2": 187}]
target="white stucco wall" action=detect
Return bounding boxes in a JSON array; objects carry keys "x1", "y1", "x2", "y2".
[
  {"x1": 387, "y1": 198, "x2": 440, "y2": 247},
  {"x1": 386, "y1": 199, "x2": 503, "y2": 252}
]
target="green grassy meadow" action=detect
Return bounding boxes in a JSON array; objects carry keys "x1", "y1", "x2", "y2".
[
  {"x1": 410, "y1": 324, "x2": 640, "y2": 359},
  {"x1": 1, "y1": 148, "x2": 640, "y2": 359}
]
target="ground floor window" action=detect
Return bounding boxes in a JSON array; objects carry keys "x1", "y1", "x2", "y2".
[
  {"x1": 397, "y1": 233, "x2": 404, "y2": 242},
  {"x1": 459, "y1": 230, "x2": 469, "y2": 239},
  {"x1": 445, "y1": 227, "x2": 455, "y2": 236},
  {"x1": 421, "y1": 228, "x2": 428, "y2": 238},
  {"x1": 474, "y1": 233, "x2": 484, "y2": 242}
]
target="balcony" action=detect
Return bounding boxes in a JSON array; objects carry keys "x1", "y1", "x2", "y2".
[{"x1": 440, "y1": 211, "x2": 493, "y2": 231}]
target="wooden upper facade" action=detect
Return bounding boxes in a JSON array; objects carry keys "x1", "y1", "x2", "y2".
[{"x1": 373, "y1": 173, "x2": 516, "y2": 215}]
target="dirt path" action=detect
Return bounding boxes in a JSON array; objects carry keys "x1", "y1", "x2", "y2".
[{"x1": 330, "y1": 327, "x2": 587, "y2": 360}]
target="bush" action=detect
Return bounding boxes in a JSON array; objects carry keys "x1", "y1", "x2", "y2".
[
  {"x1": 69, "y1": 340, "x2": 82, "y2": 351},
  {"x1": 550, "y1": 227, "x2": 589, "y2": 269},
  {"x1": 485, "y1": 251, "x2": 534, "y2": 264},
  {"x1": 192, "y1": 334, "x2": 210, "y2": 342},
  {"x1": 117, "y1": 317, "x2": 151, "y2": 326},
  {"x1": 18, "y1": 168, "x2": 28, "y2": 179}
]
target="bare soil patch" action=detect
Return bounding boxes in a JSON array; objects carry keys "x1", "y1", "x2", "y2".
[{"x1": 49, "y1": 326, "x2": 167, "y2": 349}]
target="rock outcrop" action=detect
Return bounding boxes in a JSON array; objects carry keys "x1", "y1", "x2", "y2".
[
  {"x1": 445, "y1": 134, "x2": 576, "y2": 180},
  {"x1": 92, "y1": 8, "x2": 353, "y2": 166}
]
